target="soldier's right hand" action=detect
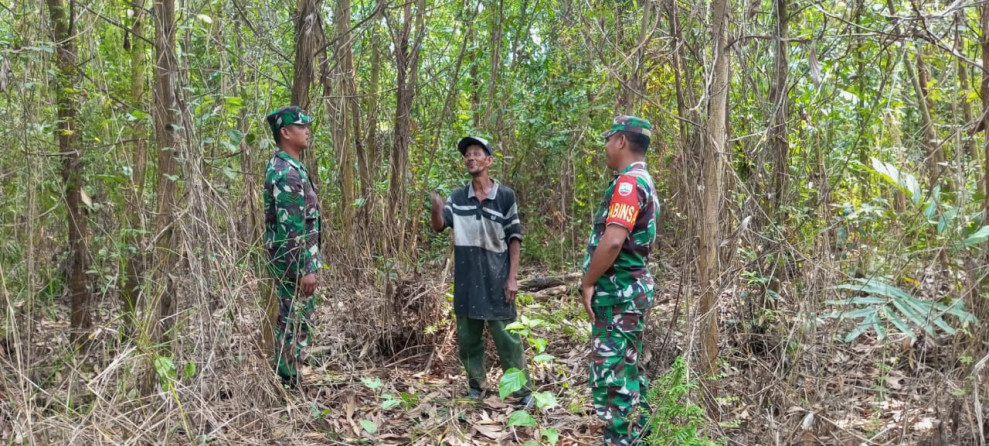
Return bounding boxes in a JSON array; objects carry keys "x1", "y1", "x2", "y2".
[{"x1": 300, "y1": 273, "x2": 317, "y2": 297}]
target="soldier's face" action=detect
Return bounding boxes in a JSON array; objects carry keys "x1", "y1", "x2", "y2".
[
  {"x1": 604, "y1": 133, "x2": 624, "y2": 170},
  {"x1": 282, "y1": 124, "x2": 311, "y2": 150},
  {"x1": 464, "y1": 145, "x2": 492, "y2": 175}
]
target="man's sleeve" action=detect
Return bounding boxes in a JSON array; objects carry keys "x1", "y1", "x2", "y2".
[
  {"x1": 605, "y1": 174, "x2": 640, "y2": 231},
  {"x1": 504, "y1": 191, "x2": 522, "y2": 242},
  {"x1": 442, "y1": 196, "x2": 454, "y2": 229},
  {"x1": 272, "y1": 169, "x2": 307, "y2": 280}
]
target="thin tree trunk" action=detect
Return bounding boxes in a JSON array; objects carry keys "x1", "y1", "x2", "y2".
[
  {"x1": 909, "y1": 44, "x2": 942, "y2": 186},
  {"x1": 699, "y1": 0, "x2": 730, "y2": 419},
  {"x1": 978, "y1": 4, "x2": 989, "y2": 324},
  {"x1": 46, "y1": 0, "x2": 91, "y2": 344},
  {"x1": 957, "y1": 12, "x2": 979, "y2": 180},
  {"x1": 768, "y1": 0, "x2": 789, "y2": 220},
  {"x1": 385, "y1": 0, "x2": 426, "y2": 262},
  {"x1": 121, "y1": 0, "x2": 148, "y2": 332},
  {"x1": 329, "y1": 0, "x2": 358, "y2": 247},
  {"x1": 151, "y1": 0, "x2": 182, "y2": 350},
  {"x1": 292, "y1": 0, "x2": 324, "y2": 176},
  {"x1": 484, "y1": 0, "x2": 503, "y2": 133}
]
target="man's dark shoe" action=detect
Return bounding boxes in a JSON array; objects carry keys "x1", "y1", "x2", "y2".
[
  {"x1": 516, "y1": 394, "x2": 535, "y2": 410},
  {"x1": 467, "y1": 387, "x2": 483, "y2": 399},
  {"x1": 279, "y1": 373, "x2": 300, "y2": 389}
]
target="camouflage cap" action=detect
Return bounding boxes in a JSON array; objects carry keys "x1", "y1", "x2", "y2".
[
  {"x1": 266, "y1": 105, "x2": 315, "y2": 136},
  {"x1": 601, "y1": 115, "x2": 652, "y2": 140},
  {"x1": 457, "y1": 136, "x2": 493, "y2": 156}
]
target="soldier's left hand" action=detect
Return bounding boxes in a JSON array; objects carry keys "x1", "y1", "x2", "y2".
[{"x1": 504, "y1": 276, "x2": 518, "y2": 303}]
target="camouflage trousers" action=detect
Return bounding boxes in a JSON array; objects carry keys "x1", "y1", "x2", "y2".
[
  {"x1": 272, "y1": 279, "x2": 315, "y2": 379},
  {"x1": 590, "y1": 294, "x2": 652, "y2": 446}
]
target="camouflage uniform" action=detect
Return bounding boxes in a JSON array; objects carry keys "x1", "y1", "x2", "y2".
[
  {"x1": 263, "y1": 106, "x2": 323, "y2": 381},
  {"x1": 584, "y1": 116, "x2": 659, "y2": 445}
]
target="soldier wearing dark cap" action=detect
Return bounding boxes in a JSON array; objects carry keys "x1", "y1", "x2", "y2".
[
  {"x1": 263, "y1": 105, "x2": 323, "y2": 388},
  {"x1": 428, "y1": 136, "x2": 533, "y2": 409},
  {"x1": 580, "y1": 116, "x2": 660, "y2": 445}
]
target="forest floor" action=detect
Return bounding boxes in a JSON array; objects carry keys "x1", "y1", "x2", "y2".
[{"x1": 1, "y1": 258, "x2": 987, "y2": 445}]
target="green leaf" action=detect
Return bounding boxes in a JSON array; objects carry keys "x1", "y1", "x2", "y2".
[
  {"x1": 885, "y1": 309, "x2": 917, "y2": 341},
  {"x1": 507, "y1": 410, "x2": 537, "y2": 427},
  {"x1": 499, "y1": 368, "x2": 527, "y2": 400},
  {"x1": 361, "y1": 377, "x2": 383, "y2": 390},
  {"x1": 542, "y1": 428, "x2": 560, "y2": 445},
  {"x1": 825, "y1": 296, "x2": 888, "y2": 305},
  {"x1": 533, "y1": 354, "x2": 555, "y2": 363},
  {"x1": 529, "y1": 337, "x2": 547, "y2": 353},
  {"x1": 963, "y1": 225, "x2": 989, "y2": 247},
  {"x1": 153, "y1": 355, "x2": 177, "y2": 382},
  {"x1": 360, "y1": 419, "x2": 377, "y2": 434},
  {"x1": 184, "y1": 362, "x2": 196, "y2": 379},
  {"x1": 532, "y1": 391, "x2": 557, "y2": 410},
  {"x1": 381, "y1": 398, "x2": 401, "y2": 410}
]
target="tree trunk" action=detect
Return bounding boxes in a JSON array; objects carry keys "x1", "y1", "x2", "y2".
[
  {"x1": 484, "y1": 0, "x2": 503, "y2": 133},
  {"x1": 329, "y1": 0, "x2": 359, "y2": 247},
  {"x1": 120, "y1": 0, "x2": 149, "y2": 333},
  {"x1": 909, "y1": 44, "x2": 942, "y2": 186},
  {"x1": 699, "y1": 0, "x2": 730, "y2": 419},
  {"x1": 151, "y1": 0, "x2": 182, "y2": 348},
  {"x1": 768, "y1": 0, "x2": 789, "y2": 220},
  {"x1": 979, "y1": 4, "x2": 989, "y2": 323},
  {"x1": 385, "y1": 0, "x2": 426, "y2": 262},
  {"x1": 292, "y1": 0, "x2": 324, "y2": 176},
  {"x1": 46, "y1": 0, "x2": 91, "y2": 344},
  {"x1": 957, "y1": 12, "x2": 979, "y2": 188}
]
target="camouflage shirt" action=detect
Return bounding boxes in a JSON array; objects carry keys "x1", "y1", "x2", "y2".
[
  {"x1": 583, "y1": 161, "x2": 659, "y2": 306},
  {"x1": 264, "y1": 150, "x2": 323, "y2": 281}
]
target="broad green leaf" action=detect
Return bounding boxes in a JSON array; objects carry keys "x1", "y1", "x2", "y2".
[
  {"x1": 963, "y1": 225, "x2": 989, "y2": 247},
  {"x1": 533, "y1": 354, "x2": 555, "y2": 363},
  {"x1": 533, "y1": 391, "x2": 557, "y2": 410},
  {"x1": 381, "y1": 398, "x2": 401, "y2": 410},
  {"x1": 360, "y1": 419, "x2": 377, "y2": 434},
  {"x1": 499, "y1": 368, "x2": 527, "y2": 400},
  {"x1": 184, "y1": 362, "x2": 196, "y2": 379},
  {"x1": 529, "y1": 337, "x2": 547, "y2": 353},
  {"x1": 507, "y1": 410, "x2": 537, "y2": 427},
  {"x1": 542, "y1": 428, "x2": 560, "y2": 445},
  {"x1": 361, "y1": 377, "x2": 383, "y2": 390}
]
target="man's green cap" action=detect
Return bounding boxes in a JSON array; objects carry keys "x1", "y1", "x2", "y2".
[
  {"x1": 601, "y1": 115, "x2": 652, "y2": 140},
  {"x1": 266, "y1": 105, "x2": 314, "y2": 136}
]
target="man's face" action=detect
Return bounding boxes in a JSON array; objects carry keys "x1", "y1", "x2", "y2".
[
  {"x1": 281, "y1": 123, "x2": 311, "y2": 151},
  {"x1": 464, "y1": 145, "x2": 492, "y2": 175},
  {"x1": 603, "y1": 133, "x2": 623, "y2": 171}
]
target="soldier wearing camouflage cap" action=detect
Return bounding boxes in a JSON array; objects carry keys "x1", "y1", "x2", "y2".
[
  {"x1": 263, "y1": 105, "x2": 323, "y2": 388},
  {"x1": 580, "y1": 115, "x2": 660, "y2": 445}
]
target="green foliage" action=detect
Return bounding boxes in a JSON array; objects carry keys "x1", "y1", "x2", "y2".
[
  {"x1": 824, "y1": 277, "x2": 977, "y2": 343},
  {"x1": 644, "y1": 357, "x2": 720, "y2": 446},
  {"x1": 499, "y1": 368, "x2": 527, "y2": 400},
  {"x1": 507, "y1": 410, "x2": 537, "y2": 427}
]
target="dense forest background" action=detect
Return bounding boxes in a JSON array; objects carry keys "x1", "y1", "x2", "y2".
[{"x1": 3, "y1": 0, "x2": 989, "y2": 443}]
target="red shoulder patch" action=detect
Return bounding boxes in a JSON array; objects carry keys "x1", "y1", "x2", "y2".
[{"x1": 606, "y1": 175, "x2": 639, "y2": 230}]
